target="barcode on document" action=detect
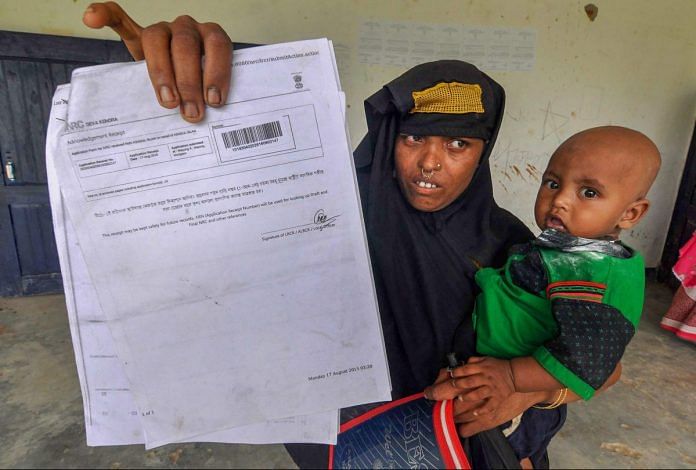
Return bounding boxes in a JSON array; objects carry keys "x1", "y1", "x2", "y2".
[{"x1": 221, "y1": 121, "x2": 283, "y2": 148}]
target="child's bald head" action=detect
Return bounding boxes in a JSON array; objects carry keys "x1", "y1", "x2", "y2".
[
  {"x1": 555, "y1": 126, "x2": 661, "y2": 199},
  {"x1": 535, "y1": 126, "x2": 661, "y2": 239}
]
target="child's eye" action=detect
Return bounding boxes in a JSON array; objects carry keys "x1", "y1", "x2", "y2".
[
  {"x1": 581, "y1": 188, "x2": 599, "y2": 198},
  {"x1": 543, "y1": 179, "x2": 559, "y2": 190}
]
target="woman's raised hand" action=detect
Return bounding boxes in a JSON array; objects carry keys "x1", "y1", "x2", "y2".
[{"x1": 82, "y1": 1, "x2": 232, "y2": 123}]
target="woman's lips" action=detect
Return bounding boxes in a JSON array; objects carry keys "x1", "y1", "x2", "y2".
[{"x1": 413, "y1": 179, "x2": 439, "y2": 190}]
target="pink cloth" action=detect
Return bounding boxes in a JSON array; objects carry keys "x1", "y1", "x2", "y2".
[
  {"x1": 673, "y1": 231, "x2": 696, "y2": 298},
  {"x1": 661, "y1": 231, "x2": 696, "y2": 343},
  {"x1": 660, "y1": 286, "x2": 696, "y2": 343}
]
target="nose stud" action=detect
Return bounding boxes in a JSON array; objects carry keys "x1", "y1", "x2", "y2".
[{"x1": 421, "y1": 163, "x2": 441, "y2": 180}]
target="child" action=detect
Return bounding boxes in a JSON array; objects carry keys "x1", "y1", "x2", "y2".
[{"x1": 449, "y1": 126, "x2": 661, "y2": 464}]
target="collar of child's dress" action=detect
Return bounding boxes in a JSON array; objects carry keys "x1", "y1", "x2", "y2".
[{"x1": 534, "y1": 228, "x2": 632, "y2": 258}]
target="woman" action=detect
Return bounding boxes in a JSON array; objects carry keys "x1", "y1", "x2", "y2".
[
  {"x1": 352, "y1": 60, "x2": 533, "y2": 396},
  {"x1": 82, "y1": 3, "x2": 616, "y2": 467}
]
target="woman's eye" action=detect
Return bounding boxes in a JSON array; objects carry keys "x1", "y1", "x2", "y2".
[
  {"x1": 581, "y1": 188, "x2": 598, "y2": 198},
  {"x1": 401, "y1": 134, "x2": 422, "y2": 144},
  {"x1": 450, "y1": 139, "x2": 468, "y2": 149},
  {"x1": 544, "y1": 179, "x2": 559, "y2": 190}
]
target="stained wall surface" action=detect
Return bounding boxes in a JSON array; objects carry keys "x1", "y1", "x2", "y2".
[{"x1": 1, "y1": 0, "x2": 694, "y2": 265}]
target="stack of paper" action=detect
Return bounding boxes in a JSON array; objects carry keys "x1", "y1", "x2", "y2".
[{"x1": 46, "y1": 39, "x2": 391, "y2": 448}]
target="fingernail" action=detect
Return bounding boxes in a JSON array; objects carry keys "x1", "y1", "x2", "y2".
[
  {"x1": 84, "y1": 6, "x2": 95, "y2": 13},
  {"x1": 424, "y1": 389, "x2": 432, "y2": 400},
  {"x1": 207, "y1": 87, "x2": 221, "y2": 105},
  {"x1": 183, "y1": 102, "x2": 199, "y2": 119},
  {"x1": 160, "y1": 86, "x2": 175, "y2": 103}
]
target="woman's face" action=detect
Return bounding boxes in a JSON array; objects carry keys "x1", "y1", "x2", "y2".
[{"x1": 394, "y1": 134, "x2": 485, "y2": 212}]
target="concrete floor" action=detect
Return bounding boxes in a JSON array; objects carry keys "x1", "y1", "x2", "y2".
[{"x1": 1, "y1": 280, "x2": 694, "y2": 468}]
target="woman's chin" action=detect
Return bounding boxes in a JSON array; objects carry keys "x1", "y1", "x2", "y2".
[
  {"x1": 402, "y1": 188, "x2": 455, "y2": 213},
  {"x1": 407, "y1": 196, "x2": 445, "y2": 212}
]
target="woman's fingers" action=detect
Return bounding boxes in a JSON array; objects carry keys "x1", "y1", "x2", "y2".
[
  {"x1": 83, "y1": 2, "x2": 144, "y2": 60},
  {"x1": 466, "y1": 355, "x2": 486, "y2": 364},
  {"x1": 83, "y1": 3, "x2": 234, "y2": 122},
  {"x1": 435, "y1": 368, "x2": 451, "y2": 383},
  {"x1": 169, "y1": 15, "x2": 205, "y2": 122},
  {"x1": 471, "y1": 400, "x2": 496, "y2": 416},
  {"x1": 453, "y1": 402, "x2": 485, "y2": 423},
  {"x1": 452, "y1": 374, "x2": 486, "y2": 390},
  {"x1": 200, "y1": 22, "x2": 233, "y2": 107},
  {"x1": 455, "y1": 400, "x2": 496, "y2": 422},
  {"x1": 457, "y1": 416, "x2": 495, "y2": 437},
  {"x1": 426, "y1": 367, "x2": 490, "y2": 401},
  {"x1": 424, "y1": 368, "x2": 455, "y2": 399},
  {"x1": 457, "y1": 385, "x2": 493, "y2": 402},
  {"x1": 141, "y1": 23, "x2": 178, "y2": 108},
  {"x1": 452, "y1": 395, "x2": 481, "y2": 417},
  {"x1": 424, "y1": 378, "x2": 460, "y2": 401},
  {"x1": 457, "y1": 392, "x2": 533, "y2": 437},
  {"x1": 449, "y1": 362, "x2": 483, "y2": 379}
]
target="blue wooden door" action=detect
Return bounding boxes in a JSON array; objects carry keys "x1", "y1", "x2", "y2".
[{"x1": 0, "y1": 31, "x2": 131, "y2": 296}]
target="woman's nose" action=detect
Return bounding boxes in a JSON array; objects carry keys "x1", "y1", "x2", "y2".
[{"x1": 419, "y1": 141, "x2": 443, "y2": 170}]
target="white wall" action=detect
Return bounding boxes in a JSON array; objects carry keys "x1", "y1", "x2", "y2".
[{"x1": 2, "y1": 0, "x2": 694, "y2": 266}]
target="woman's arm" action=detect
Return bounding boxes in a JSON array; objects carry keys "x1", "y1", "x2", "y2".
[
  {"x1": 83, "y1": 2, "x2": 232, "y2": 122},
  {"x1": 540, "y1": 361, "x2": 621, "y2": 406}
]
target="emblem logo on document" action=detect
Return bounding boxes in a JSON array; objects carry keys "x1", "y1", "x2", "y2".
[
  {"x1": 261, "y1": 208, "x2": 340, "y2": 242},
  {"x1": 313, "y1": 209, "x2": 340, "y2": 229},
  {"x1": 293, "y1": 74, "x2": 304, "y2": 89}
]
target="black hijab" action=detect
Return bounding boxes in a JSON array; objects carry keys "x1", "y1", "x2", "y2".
[{"x1": 353, "y1": 61, "x2": 533, "y2": 397}]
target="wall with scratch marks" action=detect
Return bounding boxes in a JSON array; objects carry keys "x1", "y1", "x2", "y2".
[{"x1": 1, "y1": 0, "x2": 694, "y2": 266}]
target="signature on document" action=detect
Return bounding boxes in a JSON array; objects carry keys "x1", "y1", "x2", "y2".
[{"x1": 261, "y1": 208, "x2": 341, "y2": 242}]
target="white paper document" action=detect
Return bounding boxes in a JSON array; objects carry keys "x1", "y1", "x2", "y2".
[
  {"x1": 47, "y1": 84, "x2": 340, "y2": 446},
  {"x1": 48, "y1": 39, "x2": 391, "y2": 447}
]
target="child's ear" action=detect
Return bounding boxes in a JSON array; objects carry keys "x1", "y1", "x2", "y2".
[{"x1": 618, "y1": 198, "x2": 650, "y2": 230}]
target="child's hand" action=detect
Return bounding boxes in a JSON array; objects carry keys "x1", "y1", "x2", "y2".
[{"x1": 453, "y1": 356, "x2": 516, "y2": 416}]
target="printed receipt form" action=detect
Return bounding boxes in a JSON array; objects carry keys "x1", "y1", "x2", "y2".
[
  {"x1": 49, "y1": 39, "x2": 391, "y2": 447},
  {"x1": 47, "y1": 85, "x2": 339, "y2": 447}
]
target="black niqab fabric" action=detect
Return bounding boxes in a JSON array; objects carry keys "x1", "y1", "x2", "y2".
[
  {"x1": 286, "y1": 61, "x2": 536, "y2": 469},
  {"x1": 353, "y1": 61, "x2": 533, "y2": 397}
]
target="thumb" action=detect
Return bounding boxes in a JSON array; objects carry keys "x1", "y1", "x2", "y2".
[
  {"x1": 424, "y1": 368, "x2": 458, "y2": 399},
  {"x1": 424, "y1": 379, "x2": 460, "y2": 401},
  {"x1": 83, "y1": 2, "x2": 144, "y2": 60}
]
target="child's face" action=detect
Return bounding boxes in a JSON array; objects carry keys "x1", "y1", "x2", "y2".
[{"x1": 534, "y1": 145, "x2": 646, "y2": 239}]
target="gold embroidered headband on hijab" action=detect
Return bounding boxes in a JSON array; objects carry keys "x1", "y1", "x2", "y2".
[
  {"x1": 410, "y1": 82, "x2": 485, "y2": 114},
  {"x1": 390, "y1": 61, "x2": 500, "y2": 140}
]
